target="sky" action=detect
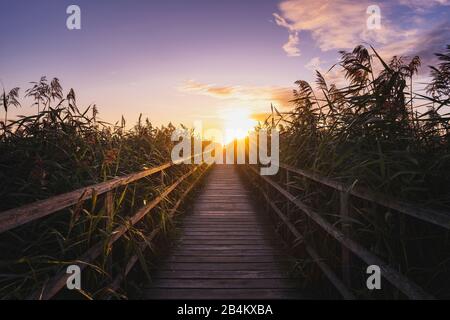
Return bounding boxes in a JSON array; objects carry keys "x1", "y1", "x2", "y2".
[{"x1": 0, "y1": 0, "x2": 449, "y2": 130}]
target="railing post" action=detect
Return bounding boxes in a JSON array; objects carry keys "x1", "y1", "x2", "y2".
[
  {"x1": 340, "y1": 190, "x2": 351, "y2": 288},
  {"x1": 286, "y1": 169, "x2": 291, "y2": 220},
  {"x1": 104, "y1": 191, "x2": 114, "y2": 278},
  {"x1": 160, "y1": 169, "x2": 165, "y2": 186}
]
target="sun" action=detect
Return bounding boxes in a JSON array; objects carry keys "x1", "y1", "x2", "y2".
[{"x1": 221, "y1": 108, "x2": 257, "y2": 145}]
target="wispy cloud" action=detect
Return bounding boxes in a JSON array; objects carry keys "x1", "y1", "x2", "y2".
[
  {"x1": 273, "y1": 0, "x2": 450, "y2": 66},
  {"x1": 183, "y1": 81, "x2": 236, "y2": 97},
  {"x1": 305, "y1": 57, "x2": 323, "y2": 72},
  {"x1": 399, "y1": 0, "x2": 450, "y2": 9},
  {"x1": 379, "y1": 21, "x2": 450, "y2": 65},
  {"x1": 180, "y1": 80, "x2": 293, "y2": 109},
  {"x1": 273, "y1": 13, "x2": 300, "y2": 56},
  {"x1": 274, "y1": 0, "x2": 385, "y2": 52}
]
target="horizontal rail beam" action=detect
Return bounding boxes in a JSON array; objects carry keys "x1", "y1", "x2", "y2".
[
  {"x1": 248, "y1": 165, "x2": 434, "y2": 300},
  {"x1": 280, "y1": 163, "x2": 450, "y2": 230},
  {"x1": 0, "y1": 163, "x2": 173, "y2": 234},
  {"x1": 243, "y1": 168, "x2": 355, "y2": 300},
  {"x1": 108, "y1": 164, "x2": 212, "y2": 293}
]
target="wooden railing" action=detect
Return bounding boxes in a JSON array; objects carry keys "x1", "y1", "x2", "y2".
[
  {"x1": 3, "y1": 160, "x2": 448, "y2": 300},
  {"x1": 0, "y1": 158, "x2": 210, "y2": 300},
  {"x1": 244, "y1": 164, "x2": 450, "y2": 300}
]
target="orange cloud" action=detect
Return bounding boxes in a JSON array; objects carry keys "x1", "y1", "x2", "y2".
[
  {"x1": 180, "y1": 80, "x2": 293, "y2": 109},
  {"x1": 183, "y1": 81, "x2": 236, "y2": 97}
]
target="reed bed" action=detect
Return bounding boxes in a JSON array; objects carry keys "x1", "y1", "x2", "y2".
[
  {"x1": 257, "y1": 45, "x2": 450, "y2": 298},
  {"x1": 0, "y1": 78, "x2": 201, "y2": 299}
]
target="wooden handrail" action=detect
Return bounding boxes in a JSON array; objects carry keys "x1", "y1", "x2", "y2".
[
  {"x1": 241, "y1": 168, "x2": 355, "y2": 300},
  {"x1": 0, "y1": 163, "x2": 172, "y2": 234},
  {"x1": 0, "y1": 153, "x2": 203, "y2": 234},
  {"x1": 31, "y1": 164, "x2": 204, "y2": 300},
  {"x1": 248, "y1": 165, "x2": 434, "y2": 300},
  {"x1": 108, "y1": 163, "x2": 213, "y2": 293},
  {"x1": 280, "y1": 163, "x2": 450, "y2": 230}
]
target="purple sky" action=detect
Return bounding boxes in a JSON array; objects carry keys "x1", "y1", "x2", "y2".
[{"x1": 1, "y1": 0, "x2": 449, "y2": 128}]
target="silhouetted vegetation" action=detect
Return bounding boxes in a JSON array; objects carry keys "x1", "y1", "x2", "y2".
[
  {"x1": 2, "y1": 44, "x2": 450, "y2": 299},
  {"x1": 0, "y1": 78, "x2": 199, "y2": 299},
  {"x1": 262, "y1": 45, "x2": 450, "y2": 298}
]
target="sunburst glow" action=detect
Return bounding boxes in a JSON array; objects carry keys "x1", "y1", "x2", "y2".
[{"x1": 221, "y1": 109, "x2": 257, "y2": 145}]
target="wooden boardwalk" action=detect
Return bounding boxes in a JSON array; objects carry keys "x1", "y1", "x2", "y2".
[{"x1": 145, "y1": 165, "x2": 302, "y2": 299}]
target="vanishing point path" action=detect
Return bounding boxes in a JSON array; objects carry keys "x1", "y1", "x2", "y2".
[{"x1": 145, "y1": 165, "x2": 303, "y2": 299}]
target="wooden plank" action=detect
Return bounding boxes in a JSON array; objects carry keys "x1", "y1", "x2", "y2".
[
  {"x1": 180, "y1": 236, "x2": 273, "y2": 243},
  {"x1": 182, "y1": 223, "x2": 266, "y2": 228},
  {"x1": 181, "y1": 216, "x2": 261, "y2": 220},
  {"x1": 186, "y1": 218, "x2": 260, "y2": 222},
  {"x1": 182, "y1": 229, "x2": 266, "y2": 233},
  {"x1": 197, "y1": 195, "x2": 249, "y2": 199},
  {"x1": 194, "y1": 204, "x2": 255, "y2": 210},
  {"x1": 160, "y1": 262, "x2": 286, "y2": 271},
  {"x1": 150, "y1": 279, "x2": 297, "y2": 289},
  {"x1": 171, "y1": 249, "x2": 280, "y2": 256},
  {"x1": 177, "y1": 240, "x2": 275, "y2": 246},
  {"x1": 179, "y1": 240, "x2": 274, "y2": 244},
  {"x1": 178, "y1": 236, "x2": 275, "y2": 241},
  {"x1": 206, "y1": 184, "x2": 244, "y2": 188},
  {"x1": 203, "y1": 188, "x2": 248, "y2": 190},
  {"x1": 181, "y1": 226, "x2": 266, "y2": 230},
  {"x1": 167, "y1": 256, "x2": 285, "y2": 263},
  {"x1": 195, "y1": 200, "x2": 251, "y2": 205},
  {"x1": 182, "y1": 216, "x2": 261, "y2": 219},
  {"x1": 199, "y1": 193, "x2": 252, "y2": 197},
  {"x1": 180, "y1": 225, "x2": 266, "y2": 229},
  {"x1": 146, "y1": 288, "x2": 303, "y2": 300},
  {"x1": 181, "y1": 222, "x2": 267, "y2": 227},
  {"x1": 183, "y1": 227, "x2": 264, "y2": 231},
  {"x1": 187, "y1": 216, "x2": 259, "y2": 220},
  {"x1": 201, "y1": 190, "x2": 252, "y2": 194},
  {"x1": 181, "y1": 222, "x2": 262, "y2": 226},
  {"x1": 172, "y1": 244, "x2": 275, "y2": 250},
  {"x1": 193, "y1": 210, "x2": 255, "y2": 214},
  {"x1": 183, "y1": 211, "x2": 257, "y2": 215},
  {"x1": 154, "y1": 270, "x2": 288, "y2": 279},
  {"x1": 182, "y1": 233, "x2": 268, "y2": 238},
  {"x1": 183, "y1": 225, "x2": 265, "y2": 233}
]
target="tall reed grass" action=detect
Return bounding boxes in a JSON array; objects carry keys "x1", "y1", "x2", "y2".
[
  {"x1": 0, "y1": 78, "x2": 200, "y2": 299},
  {"x1": 258, "y1": 45, "x2": 450, "y2": 298}
]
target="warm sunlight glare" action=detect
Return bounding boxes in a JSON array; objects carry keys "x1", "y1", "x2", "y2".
[{"x1": 222, "y1": 109, "x2": 257, "y2": 145}]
